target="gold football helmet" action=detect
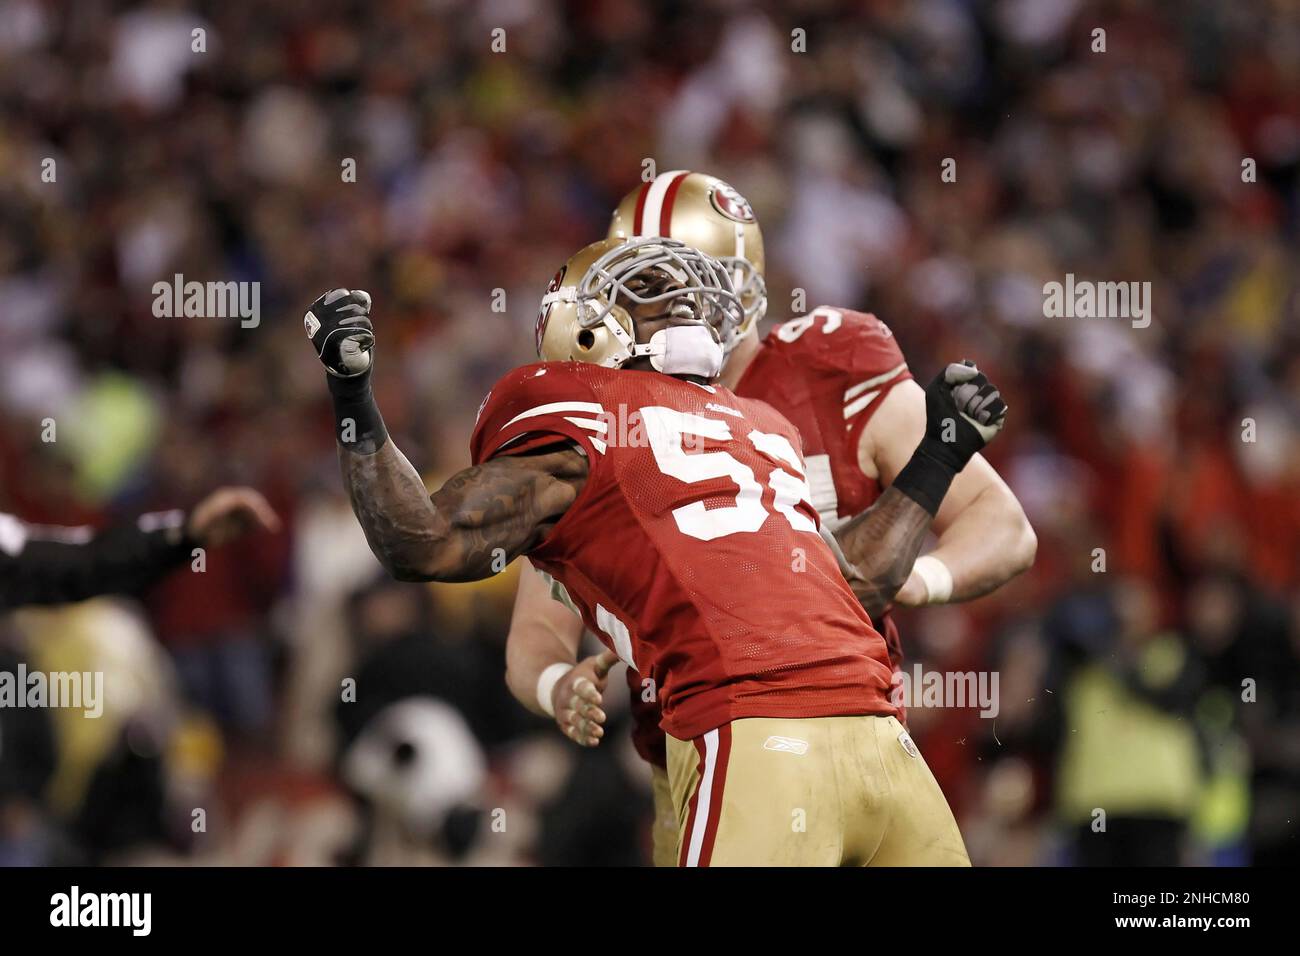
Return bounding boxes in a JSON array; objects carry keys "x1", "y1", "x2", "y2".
[
  {"x1": 607, "y1": 171, "x2": 766, "y2": 353},
  {"x1": 535, "y1": 236, "x2": 743, "y2": 378}
]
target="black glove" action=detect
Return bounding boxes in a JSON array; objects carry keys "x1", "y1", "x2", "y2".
[
  {"x1": 305, "y1": 288, "x2": 374, "y2": 378},
  {"x1": 305, "y1": 288, "x2": 388, "y2": 453},
  {"x1": 917, "y1": 360, "x2": 1008, "y2": 472},
  {"x1": 892, "y1": 361, "x2": 1008, "y2": 516}
]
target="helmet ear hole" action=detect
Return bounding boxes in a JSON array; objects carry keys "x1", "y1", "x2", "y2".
[{"x1": 577, "y1": 329, "x2": 596, "y2": 350}]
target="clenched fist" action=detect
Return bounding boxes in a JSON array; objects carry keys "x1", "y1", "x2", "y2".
[
  {"x1": 922, "y1": 360, "x2": 1008, "y2": 470},
  {"x1": 305, "y1": 288, "x2": 374, "y2": 378}
]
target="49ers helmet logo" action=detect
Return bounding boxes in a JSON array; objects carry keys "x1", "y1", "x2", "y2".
[
  {"x1": 535, "y1": 265, "x2": 567, "y2": 355},
  {"x1": 709, "y1": 182, "x2": 755, "y2": 223}
]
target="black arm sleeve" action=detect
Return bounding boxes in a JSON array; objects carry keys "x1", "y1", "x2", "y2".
[{"x1": 0, "y1": 514, "x2": 198, "y2": 610}]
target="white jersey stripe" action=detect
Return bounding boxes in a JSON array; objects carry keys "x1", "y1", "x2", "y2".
[
  {"x1": 562, "y1": 416, "x2": 608, "y2": 433},
  {"x1": 595, "y1": 604, "x2": 637, "y2": 671},
  {"x1": 501, "y1": 401, "x2": 604, "y2": 431},
  {"x1": 803, "y1": 454, "x2": 840, "y2": 527},
  {"x1": 843, "y1": 389, "x2": 880, "y2": 419},
  {"x1": 842, "y1": 362, "x2": 908, "y2": 402}
]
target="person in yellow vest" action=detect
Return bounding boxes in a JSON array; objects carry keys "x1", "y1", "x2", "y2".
[{"x1": 1054, "y1": 578, "x2": 1205, "y2": 866}]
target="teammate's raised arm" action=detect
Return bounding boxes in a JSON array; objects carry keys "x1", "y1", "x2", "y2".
[
  {"x1": 833, "y1": 362, "x2": 1008, "y2": 619},
  {"x1": 305, "y1": 288, "x2": 587, "y2": 583}
]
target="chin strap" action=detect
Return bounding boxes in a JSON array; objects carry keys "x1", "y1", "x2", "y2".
[
  {"x1": 645, "y1": 325, "x2": 723, "y2": 377},
  {"x1": 602, "y1": 315, "x2": 723, "y2": 378}
]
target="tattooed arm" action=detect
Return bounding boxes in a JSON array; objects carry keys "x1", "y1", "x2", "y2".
[
  {"x1": 303, "y1": 286, "x2": 589, "y2": 582},
  {"x1": 338, "y1": 440, "x2": 587, "y2": 583},
  {"x1": 832, "y1": 486, "x2": 933, "y2": 621}
]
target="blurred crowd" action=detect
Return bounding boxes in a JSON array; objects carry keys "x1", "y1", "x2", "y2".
[{"x1": 1, "y1": 0, "x2": 1297, "y2": 866}]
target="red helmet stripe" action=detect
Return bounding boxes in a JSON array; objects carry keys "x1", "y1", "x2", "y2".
[
  {"x1": 631, "y1": 182, "x2": 650, "y2": 235},
  {"x1": 659, "y1": 172, "x2": 688, "y2": 236}
]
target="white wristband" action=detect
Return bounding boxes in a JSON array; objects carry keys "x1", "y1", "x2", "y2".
[
  {"x1": 911, "y1": 555, "x2": 954, "y2": 604},
  {"x1": 536, "y1": 663, "x2": 574, "y2": 717}
]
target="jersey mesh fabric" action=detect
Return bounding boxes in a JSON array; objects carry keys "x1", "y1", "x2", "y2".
[{"x1": 472, "y1": 361, "x2": 898, "y2": 741}]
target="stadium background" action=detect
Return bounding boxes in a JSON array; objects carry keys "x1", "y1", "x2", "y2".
[{"x1": 1, "y1": 0, "x2": 1297, "y2": 866}]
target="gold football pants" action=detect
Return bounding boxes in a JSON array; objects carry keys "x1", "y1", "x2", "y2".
[{"x1": 666, "y1": 715, "x2": 970, "y2": 866}]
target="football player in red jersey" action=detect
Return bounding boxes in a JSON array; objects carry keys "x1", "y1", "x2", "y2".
[
  {"x1": 504, "y1": 172, "x2": 1037, "y2": 865},
  {"x1": 304, "y1": 236, "x2": 1007, "y2": 865}
]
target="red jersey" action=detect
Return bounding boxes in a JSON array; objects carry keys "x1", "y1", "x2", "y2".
[
  {"x1": 471, "y1": 361, "x2": 898, "y2": 742},
  {"x1": 735, "y1": 307, "x2": 911, "y2": 526},
  {"x1": 625, "y1": 307, "x2": 914, "y2": 764}
]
